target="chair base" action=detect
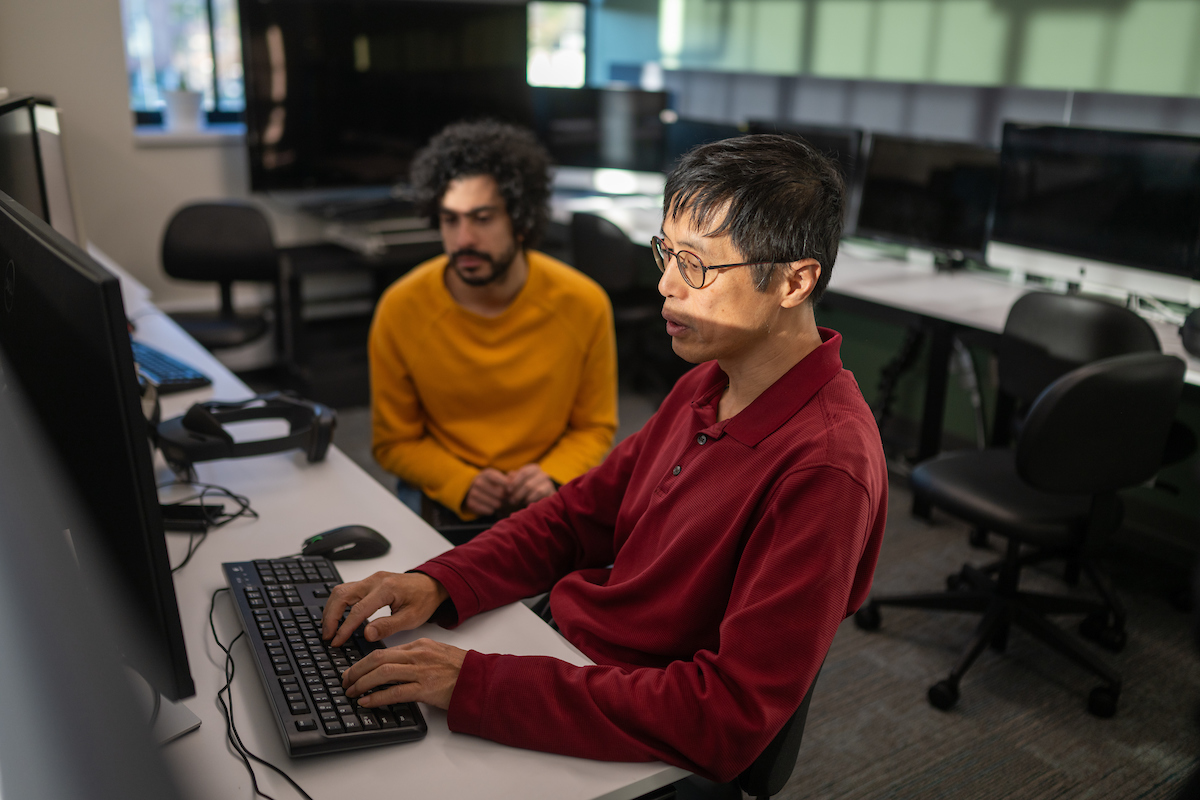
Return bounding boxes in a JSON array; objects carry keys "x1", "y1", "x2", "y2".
[{"x1": 855, "y1": 554, "x2": 1123, "y2": 718}]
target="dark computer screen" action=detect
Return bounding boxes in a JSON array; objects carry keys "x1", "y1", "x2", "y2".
[
  {"x1": 856, "y1": 134, "x2": 999, "y2": 257},
  {"x1": 663, "y1": 118, "x2": 744, "y2": 173},
  {"x1": 992, "y1": 123, "x2": 1200, "y2": 279},
  {"x1": 747, "y1": 121, "x2": 863, "y2": 184},
  {"x1": 240, "y1": 0, "x2": 532, "y2": 192},
  {"x1": 0, "y1": 97, "x2": 48, "y2": 223},
  {"x1": 0, "y1": 190, "x2": 194, "y2": 700},
  {"x1": 530, "y1": 86, "x2": 669, "y2": 173}
]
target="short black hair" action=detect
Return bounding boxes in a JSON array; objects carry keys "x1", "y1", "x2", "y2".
[
  {"x1": 663, "y1": 134, "x2": 845, "y2": 302},
  {"x1": 410, "y1": 120, "x2": 552, "y2": 248}
]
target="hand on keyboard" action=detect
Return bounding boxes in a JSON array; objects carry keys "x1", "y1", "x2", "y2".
[
  {"x1": 321, "y1": 571, "x2": 450, "y2": 647},
  {"x1": 341, "y1": 638, "x2": 467, "y2": 711}
]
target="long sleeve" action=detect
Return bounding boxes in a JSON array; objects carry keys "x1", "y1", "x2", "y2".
[
  {"x1": 536, "y1": 297, "x2": 618, "y2": 486},
  {"x1": 369, "y1": 306, "x2": 481, "y2": 512},
  {"x1": 437, "y1": 467, "x2": 878, "y2": 783}
]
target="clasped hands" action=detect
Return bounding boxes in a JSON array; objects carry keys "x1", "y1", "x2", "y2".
[
  {"x1": 320, "y1": 571, "x2": 466, "y2": 711},
  {"x1": 463, "y1": 463, "x2": 555, "y2": 517}
]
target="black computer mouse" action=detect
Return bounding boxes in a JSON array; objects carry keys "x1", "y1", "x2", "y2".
[
  {"x1": 1182, "y1": 307, "x2": 1200, "y2": 359},
  {"x1": 301, "y1": 525, "x2": 391, "y2": 560}
]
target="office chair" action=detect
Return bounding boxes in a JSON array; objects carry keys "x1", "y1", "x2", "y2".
[
  {"x1": 161, "y1": 202, "x2": 279, "y2": 351},
  {"x1": 855, "y1": 352, "x2": 1186, "y2": 718},
  {"x1": 635, "y1": 668, "x2": 822, "y2": 800},
  {"x1": 570, "y1": 213, "x2": 665, "y2": 392}
]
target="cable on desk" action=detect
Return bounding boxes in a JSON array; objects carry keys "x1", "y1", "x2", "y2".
[
  {"x1": 163, "y1": 481, "x2": 258, "y2": 573},
  {"x1": 210, "y1": 588, "x2": 314, "y2": 800}
]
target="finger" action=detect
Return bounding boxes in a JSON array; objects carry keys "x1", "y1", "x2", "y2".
[
  {"x1": 346, "y1": 660, "x2": 420, "y2": 698},
  {"x1": 465, "y1": 493, "x2": 500, "y2": 516},
  {"x1": 361, "y1": 603, "x2": 426, "y2": 642},
  {"x1": 321, "y1": 581, "x2": 367, "y2": 641},
  {"x1": 354, "y1": 680, "x2": 424, "y2": 708},
  {"x1": 331, "y1": 590, "x2": 387, "y2": 647}
]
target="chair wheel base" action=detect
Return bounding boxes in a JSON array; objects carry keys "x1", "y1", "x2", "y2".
[
  {"x1": 1088, "y1": 686, "x2": 1119, "y2": 718},
  {"x1": 1079, "y1": 614, "x2": 1126, "y2": 653},
  {"x1": 928, "y1": 680, "x2": 959, "y2": 711},
  {"x1": 854, "y1": 604, "x2": 881, "y2": 632}
]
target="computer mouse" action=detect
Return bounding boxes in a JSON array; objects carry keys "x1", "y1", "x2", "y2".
[
  {"x1": 1182, "y1": 307, "x2": 1200, "y2": 359},
  {"x1": 301, "y1": 525, "x2": 391, "y2": 561}
]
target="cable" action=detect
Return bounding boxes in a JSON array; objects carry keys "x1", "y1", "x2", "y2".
[
  {"x1": 209, "y1": 588, "x2": 314, "y2": 800},
  {"x1": 163, "y1": 481, "x2": 259, "y2": 572}
]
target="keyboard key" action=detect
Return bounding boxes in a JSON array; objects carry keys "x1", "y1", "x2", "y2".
[
  {"x1": 295, "y1": 718, "x2": 317, "y2": 731},
  {"x1": 290, "y1": 702, "x2": 309, "y2": 715},
  {"x1": 286, "y1": 692, "x2": 306, "y2": 704},
  {"x1": 376, "y1": 710, "x2": 397, "y2": 728},
  {"x1": 341, "y1": 715, "x2": 362, "y2": 732},
  {"x1": 274, "y1": 664, "x2": 294, "y2": 676},
  {"x1": 360, "y1": 712, "x2": 380, "y2": 731},
  {"x1": 322, "y1": 719, "x2": 344, "y2": 735}
]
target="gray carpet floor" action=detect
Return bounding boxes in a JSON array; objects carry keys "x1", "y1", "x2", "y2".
[{"x1": 332, "y1": 399, "x2": 1200, "y2": 800}]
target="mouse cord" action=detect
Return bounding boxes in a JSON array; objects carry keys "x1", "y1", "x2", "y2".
[
  {"x1": 164, "y1": 481, "x2": 259, "y2": 573},
  {"x1": 210, "y1": 588, "x2": 315, "y2": 800}
]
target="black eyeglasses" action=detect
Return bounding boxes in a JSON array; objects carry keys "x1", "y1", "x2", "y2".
[{"x1": 651, "y1": 236, "x2": 790, "y2": 289}]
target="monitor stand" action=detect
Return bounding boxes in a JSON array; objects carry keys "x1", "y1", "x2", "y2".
[{"x1": 127, "y1": 665, "x2": 202, "y2": 745}]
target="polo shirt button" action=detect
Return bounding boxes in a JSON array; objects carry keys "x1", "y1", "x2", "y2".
[
  {"x1": 696, "y1": 434, "x2": 707, "y2": 445},
  {"x1": 672, "y1": 465, "x2": 681, "y2": 476}
]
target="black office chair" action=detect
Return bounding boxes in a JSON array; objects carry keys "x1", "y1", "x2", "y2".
[
  {"x1": 856, "y1": 352, "x2": 1186, "y2": 717},
  {"x1": 570, "y1": 212, "x2": 666, "y2": 393},
  {"x1": 636, "y1": 668, "x2": 822, "y2": 800},
  {"x1": 161, "y1": 202, "x2": 279, "y2": 351}
]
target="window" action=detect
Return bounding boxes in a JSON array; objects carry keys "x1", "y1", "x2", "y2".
[
  {"x1": 528, "y1": 1, "x2": 587, "y2": 89},
  {"x1": 121, "y1": 0, "x2": 245, "y2": 127}
]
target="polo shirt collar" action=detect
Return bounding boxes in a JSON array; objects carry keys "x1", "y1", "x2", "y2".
[{"x1": 690, "y1": 328, "x2": 845, "y2": 447}]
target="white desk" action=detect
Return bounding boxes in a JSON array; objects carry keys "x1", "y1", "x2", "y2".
[{"x1": 133, "y1": 309, "x2": 687, "y2": 799}]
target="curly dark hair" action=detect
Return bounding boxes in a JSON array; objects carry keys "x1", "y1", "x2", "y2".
[
  {"x1": 663, "y1": 134, "x2": 845, "y2": 303},
  {"x1": 409, "y1": 120, "x2": 552, "y2": 249}
]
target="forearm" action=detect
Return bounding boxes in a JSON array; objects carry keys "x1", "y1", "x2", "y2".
[
  {"x1": 537, "y1": 423, "x2": 616, "y2": 486},
  {"x1": 374, "y1": 434, "x2": 478, "y2": 515}
]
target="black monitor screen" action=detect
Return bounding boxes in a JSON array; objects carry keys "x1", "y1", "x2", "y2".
[
  {"x1": 857, "y1": 134, "x2": 998, "y2": 257},
  {"x1": 0, "y1": 98, "x2": 47, "y2": 223},
  {"x1": 663, "y1": 118, "x2": 743, "y2": 173},
  {"x1": 992, "y1": 123, "x2": 1200, "y2": 279},
  {"x1": 0, "y1": 191, "x2": 194, "y2": 700},
  {"x1": 748, "y1": 121, "x2": 862, "y2": 185},
  {"x1": 240, "y1": 0, "x2": 532, "y2": 191},
  {"x1": 531, "y1": 86, "x2": 668, "y2": 173}
]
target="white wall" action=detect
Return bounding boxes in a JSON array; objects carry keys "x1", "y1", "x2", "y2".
[{"x1": 0, "y1": 0, "x2": 249, "y2": 309}]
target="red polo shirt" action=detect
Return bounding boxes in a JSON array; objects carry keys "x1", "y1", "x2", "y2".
[{"x1": 415, "y1": 328, "x2": 888, "y2": 782}]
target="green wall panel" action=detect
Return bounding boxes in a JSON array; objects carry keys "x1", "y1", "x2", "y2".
[
  {"x1": 812, "y1": 0, "x2": 873, "y2": 78},
  {"x1": 874, "y1": 0, "x2": 936, "y2": 82},
  {"x1": 1020, "y1": 8, "x2": 1111, "y2": 92},
  {"x1": 1110, "y1": 0, "x2": 1199, "y2": 96},
  {"x1": 931, "y1": 0, "x2": 1008, "y2": 86}
]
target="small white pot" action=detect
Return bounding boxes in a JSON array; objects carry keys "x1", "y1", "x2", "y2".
[{"x1": 163, "y1": 90, "x2": 204, "y2": 131}]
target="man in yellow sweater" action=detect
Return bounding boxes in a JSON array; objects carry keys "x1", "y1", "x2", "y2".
[{"x1": 370, "y1": 121, "x2": 618, "y2": 528}]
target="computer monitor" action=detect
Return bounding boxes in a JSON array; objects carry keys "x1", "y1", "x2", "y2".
[
  {"x1": 856, "y1": 134, "x2": 999, "y2": 259},
  {"x1": 662, "y1": 118, "x2": 744, "y2": 173},
  {"x1": 0, "y1": 189, "x2": 194, "y2": 701},
  {"x1": 0, "y1": 94, "x2": 79, "y2": 243},
  {"x1": 0, "y1": 352, "x2": 183, "y2": 799},
  {"x1": 240, "y1": 0, "x2": 532, "y2": 192},
  {"x1": 747, "y1": 121, "x2": 863, "y2": 185},
  {"x1": 988, "y1": 122, "x2": 1200, "y2": 305},
  {"x1": 530, "y1": 86, "x2": 669, "y2": 173}
]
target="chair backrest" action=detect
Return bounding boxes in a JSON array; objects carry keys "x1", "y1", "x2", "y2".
[
  {"x1": 999, "y1": 291, "x2": 1160, "y2": 403},
  {"x1": 569, "y1": 212, "x2": 639, "y2": 293},
  {"x1": 1016, "y1": 352, "x2": 1185, "y2": 496},
  {"x1": 737, "y1": 666, "x2": 822, "y2": 799},
  {"x1": 161, "y1": 202, "x2": 278, "y2": 284}
]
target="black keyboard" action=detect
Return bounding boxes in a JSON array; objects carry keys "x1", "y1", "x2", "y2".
[
  {"x1": 131, "y1": 341, "x2": 212, "y2": 394},
  {"x1": 223, "y1": 556, "x2": 428, "y2": 757}
]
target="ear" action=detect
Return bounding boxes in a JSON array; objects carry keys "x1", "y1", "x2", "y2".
[{"x1": 778, "y1": 258, "x2": 822, "y2": 309}]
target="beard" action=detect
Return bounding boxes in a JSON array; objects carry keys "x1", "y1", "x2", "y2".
[{"x1": 449, "y1": 241, "x2": 521, "y2": 287}]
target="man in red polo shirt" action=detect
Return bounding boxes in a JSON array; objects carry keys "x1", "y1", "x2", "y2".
[{"x1": 322, "y1": 134, "x2": 888, "y2": 784}]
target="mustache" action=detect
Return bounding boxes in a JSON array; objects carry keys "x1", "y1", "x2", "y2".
[{"x1": 449, "y1": 248, "x2": 495, "y2": 267}]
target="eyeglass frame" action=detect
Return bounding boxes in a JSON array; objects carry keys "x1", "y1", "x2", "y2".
[{"x1": 650, "y1": 235, "x2": 796, "y2": 289}]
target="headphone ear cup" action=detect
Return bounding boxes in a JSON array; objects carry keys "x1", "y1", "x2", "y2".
[
  {"x1": 306, "y1": 405, "x2": 336, "y2": 462},
  {"x1": 182, "y1": 404, "x2": 235, "y2": 444}
]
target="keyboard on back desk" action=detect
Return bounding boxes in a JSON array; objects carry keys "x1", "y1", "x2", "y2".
[{"x1": 223, "y1": 556, "x2": 427, "y2": 756}]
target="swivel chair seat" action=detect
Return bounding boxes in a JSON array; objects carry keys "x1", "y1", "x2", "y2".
[
  {"x1": 856, "y1": 352, "x2": 1186, "y2": 718},
  {"x1": 161, "y1": 201, "x2": 279, "y2": 351}
]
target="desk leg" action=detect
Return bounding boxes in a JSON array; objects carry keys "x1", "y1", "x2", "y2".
[
  {"x1": 278, "y1": 254, "x2": 302, "y2": 380},
  {"x1": 912, "y1": 319, "x2": 954, "y2": 518}
]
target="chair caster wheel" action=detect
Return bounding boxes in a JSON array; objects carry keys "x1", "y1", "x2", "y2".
[
  {"x1": 928, "y1": 680, "x2": 959, "y2": 711},
  {"x1": 1080, "y1": 614, "x2": 1126, "y2": 653},
  {"x1": 1088, "y1": 686, "x2": 1119, "y2": 718},
  {"x1": 968, "y1": 528, "x2": 989, "y2": 548},
  {"x1": 854, "y1": 604, "x2": 881, "y2": 632}
]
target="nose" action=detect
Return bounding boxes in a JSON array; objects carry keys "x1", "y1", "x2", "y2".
[{"x1": 658, "y1": 254, "x2": 685, "y2": 298}]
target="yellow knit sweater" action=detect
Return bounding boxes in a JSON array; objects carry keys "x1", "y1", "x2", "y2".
[{"x1": 370, "y1": 250, "x2": 618, "y2": 517}]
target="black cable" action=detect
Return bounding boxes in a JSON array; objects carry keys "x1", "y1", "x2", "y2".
[
  {"x1": 209, "y1": 588, "x2": 315, "y2": 800},
  {"x1": 164, "y1": 481, "x2": 259, "y2": 572}
]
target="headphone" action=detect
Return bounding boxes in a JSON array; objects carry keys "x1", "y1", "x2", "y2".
[{"x1": 156, "y1": 392, "x2": 336, "y2": 469}]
